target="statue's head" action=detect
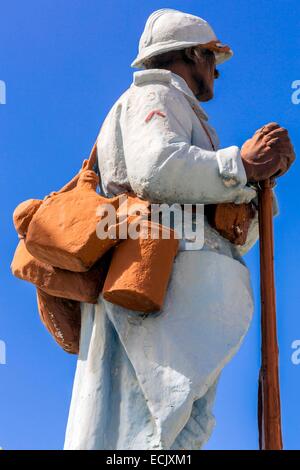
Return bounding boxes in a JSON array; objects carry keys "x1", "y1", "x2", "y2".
[{"x1": 131, "y1": 9, "x2": 233, "y2": 102}]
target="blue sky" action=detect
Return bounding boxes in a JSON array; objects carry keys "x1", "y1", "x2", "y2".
[{"x1": 1, "y1": 0, "x2": 299, "y2": 450}]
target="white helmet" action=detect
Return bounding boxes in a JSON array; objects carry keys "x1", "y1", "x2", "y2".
[{"x1": 131, "y1": 9, "x2": 233, "y2": 68}]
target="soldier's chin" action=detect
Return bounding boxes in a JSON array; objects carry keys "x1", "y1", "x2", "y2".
[
  {"x1": 195, "y1": 79, "x2": 214, "y2": 101},
  {"x1": 196, "y1": 87, "x2": 214, "y2": 102}
]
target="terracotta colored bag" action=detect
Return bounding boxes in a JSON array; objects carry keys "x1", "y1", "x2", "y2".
[
  {"x1": 12, "y1": 141, "x2": 178, "y2": 347},
  {"x1": 11, "y1": 142, "x2": 152, "y2": 351},
  {"x1": 198, "y1": 117, "x2": 256, "y2": 245},
  {"x1": 11, "y1": 144, "x2": 108, "y2": 353},
  {"x1": 25, "y1": 171, "x2": 120, "y2": 272},
  {"x1": 11, "y1": 239, "x2": 110, "y2": 303},
  {"x1": 13, "y1": 199, "x2": 44, "y2": 237},
  {"x1": 23, "y1": 143, "x2": 150, "y2": 272},
  {"x1": 103, "y1": 221, "x2": 179, "y2": 313},
  {"x1": 205, "y1": 202, "x2": 256, "y2": 245},
  {"x1": 36, "y1": 288, "x2": 81, "y2": 354}
]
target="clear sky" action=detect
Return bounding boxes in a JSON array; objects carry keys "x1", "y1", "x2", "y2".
[{"x1": 1, "y1": 0, "x2": 299, "y2": 450}]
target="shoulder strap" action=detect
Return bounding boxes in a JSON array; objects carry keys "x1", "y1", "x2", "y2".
[
  {"x1": 182, "y1": 94, "x2": 216, "y2": 151},
  {"x1": 57, "y1": 140, "x2": 99, "y2": 194},
  {"x1": 85, "y1": 141, "x2": 98, "y2": 170}
]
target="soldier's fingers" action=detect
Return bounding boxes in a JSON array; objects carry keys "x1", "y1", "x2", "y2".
[
  {"x1": 267, "y1": 141, "x2": 292, "y2": 154},
  {"x1": 254, "y1": 122, "x2": 280, "y2": 138},
  {"x1": 267, "y1": 137, "x2": 280, "y2": 147},
  {"x1": 260, "y1": 122, "x2": 281, "y2": 134},
  {"x1": 264, "y1": 127, "x2": 288, "y2": 140},
  {"x1": 258, "y1": 143, "x2": 281, "y2": 157}
]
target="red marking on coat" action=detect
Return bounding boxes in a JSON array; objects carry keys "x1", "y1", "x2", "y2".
[{"x1": 145, "y1": 110, "x2": 166, "y2": 123}]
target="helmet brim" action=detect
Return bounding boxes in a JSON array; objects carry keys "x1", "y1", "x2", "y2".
[{"x1": 131, "y1": 41, "x2": 233, "y2": 68}]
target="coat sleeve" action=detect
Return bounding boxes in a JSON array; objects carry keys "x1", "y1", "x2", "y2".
[{"x1": 121, "y1": 84, "x2": 256, "y2": 205}]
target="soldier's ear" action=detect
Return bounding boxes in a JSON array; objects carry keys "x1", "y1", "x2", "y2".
[{"x1": 184, "y1": 47, "x2": 198, "y2": 64}]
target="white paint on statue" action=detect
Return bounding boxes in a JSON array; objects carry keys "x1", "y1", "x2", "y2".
[{"x1": 64, "y1": 69, "x2": 258, "y2": 450}]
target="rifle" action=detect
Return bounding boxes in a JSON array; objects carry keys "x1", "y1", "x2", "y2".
[{"x1": 258, "y1": 178, "x2": 283, "y2": 450}]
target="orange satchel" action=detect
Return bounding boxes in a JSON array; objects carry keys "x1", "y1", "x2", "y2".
[
  {"x1": 11, "y1": 239, "x2": 110, "y2": 303},
  {"x1": 11, "y1": 144, "x2": 113, "y2": 353},
  {"x1": 24, "y1": 145, "x2": 120, "y2": 272},
  {"x1": 36, "y1": 288, "x2": 81, "y2": 354},
  {"x1": 205, "y1": 202, "x2": 256, "y2": 245},
  {"x1": 11, "y1": 144, "x2": 113, "y2": 303},
  {"x1": 11, "y1": 142, "x2": 180, "y2": 353},
  {"x1": 22, "y1": 145, "x2": 152, "y2": 272}
]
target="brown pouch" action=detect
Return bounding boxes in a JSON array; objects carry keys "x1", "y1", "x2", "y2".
[
  {"x1": 11, "y1": 239, "x2": 110, "y2": 303},
  {"x1": 36, "y1": 288, "x2": 81, "y2": 354},
  {"x1": 23, "y1": 144, "x2": 149, "y2": 272},
  {"x1": 13, "y1": 199, "x2": 43, "y2": 237},
  {"x1": 11, "y1": 141, "x2": 151, "y2": 353},
  {"x1": 13, "y1": 160, "x2": 87, "y2": 237},
  {"x1": 103, "y1": 221, "x2": 179, "y2": 313},
  {"x1": 205, "y1": 202, "x2": 256, "y2": 245},
  {"x1": 25, "y1": 169, "x2": 121, "y2": 272}
]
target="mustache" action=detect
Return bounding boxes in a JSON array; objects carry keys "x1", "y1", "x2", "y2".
[{"x1": 214, "y1": 68, "x2": 220, "y2": 79}]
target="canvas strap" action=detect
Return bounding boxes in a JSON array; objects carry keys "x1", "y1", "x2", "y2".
[{"x1": 56, "y1": 140, "x2": 99, "y2": 194}]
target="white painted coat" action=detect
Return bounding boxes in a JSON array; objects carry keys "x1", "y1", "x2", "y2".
[{"x1": 64, "y1": 70, "x2": 260, "y2": 450}]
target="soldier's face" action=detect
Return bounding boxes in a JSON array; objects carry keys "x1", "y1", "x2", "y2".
[{"x1": 192, "y1": 48, "x2": 216, "y2": 102}]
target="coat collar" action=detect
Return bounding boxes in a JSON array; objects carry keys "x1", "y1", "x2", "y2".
[{"x1": 133, "y1": 69, "x2": 209, "y2": 121}]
